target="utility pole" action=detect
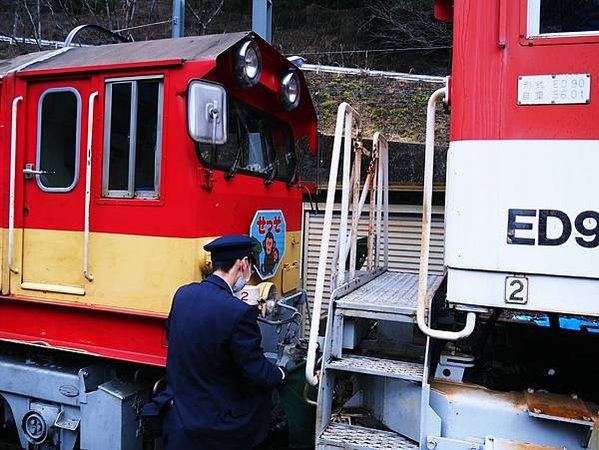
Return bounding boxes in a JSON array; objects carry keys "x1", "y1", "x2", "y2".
[
  {"x1": 252, "y1": 0, "x2": 273, "y2": 43},
  {"x1": 172, "y1": 0, "x2": 185, "y2": 38}
]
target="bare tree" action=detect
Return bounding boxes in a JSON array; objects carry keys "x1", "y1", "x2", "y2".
[
  {"x1": 75, "y1": 0, "x2": 137, "y2": 32},
  {"x1": 366, "y1": 0, "x2": 451, "y2": 49},
  {"x1": 144, "y1": 0, "x2": 159, "y2": 39},
  {"x1": 186, "y1": 0, "x2": 224, "y2": 35},
  {"x1": 51, "y1": 0, "x2": 81, "y2": 36},
  {"x1": 20, "y1": 0, "x2": 42, "y2": 49}
]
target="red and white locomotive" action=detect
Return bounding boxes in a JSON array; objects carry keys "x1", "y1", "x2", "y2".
[{"x1": 308, "y1": 1, "x2": 599, "y2": 450}]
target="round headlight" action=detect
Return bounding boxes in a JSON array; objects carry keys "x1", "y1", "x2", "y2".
[
  {"x1": 280, "y1": 71, "x2": 301, "y2": 110},
  {"x1": 235, "y1": 40, "x2": 262, "y2": 88}
]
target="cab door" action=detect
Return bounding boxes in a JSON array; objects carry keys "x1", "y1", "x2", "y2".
[{"x1": 20, "y1": 80, "x2": 91, "y2": 295}]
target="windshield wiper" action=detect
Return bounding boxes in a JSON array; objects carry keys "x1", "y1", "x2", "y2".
[
  {"x1": 264, "y1": 161, "x2": 278, "y2": 186},
  {"x1": 224, "y1": 143, "x2": 244, "y2": 180},
  {"x1": 224, "y1": 120, "x2": 245, "y2": 180}
]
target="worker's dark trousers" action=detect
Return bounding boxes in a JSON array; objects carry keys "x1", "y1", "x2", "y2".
[
  {"x1": 162, "y1": 407, "x2": 201, "y2": 450},
  {"x1": 162, "y1": 405, "x2": 269, "y2": 450}
]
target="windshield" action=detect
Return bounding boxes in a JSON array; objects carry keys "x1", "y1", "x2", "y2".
[{"x1": 196, "y1": 98, "x2": 296, "y2": 183}]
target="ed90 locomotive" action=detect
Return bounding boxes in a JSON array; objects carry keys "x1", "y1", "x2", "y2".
[
  {"x1": 306, "y1": 1, "x2": 599, "y2": 450},
  {"x1": 0, "y1": 32, "x2": 316, "y2": 449}
]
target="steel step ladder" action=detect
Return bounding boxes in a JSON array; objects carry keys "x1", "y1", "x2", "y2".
[
  {"x1": 304, "y1": 102, "x2": 446, "y2": 449},
  {"x1": 314, "y1": 270, "x2": 442, "y2": 449}
]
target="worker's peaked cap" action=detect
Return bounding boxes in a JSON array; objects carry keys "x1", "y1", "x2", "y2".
[{"x1": 204, "y1": 235, "x2": 262, "y2": 262}]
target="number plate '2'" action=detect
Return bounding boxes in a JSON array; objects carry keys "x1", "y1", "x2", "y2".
[{"x1": 505, "y1": 276, "x2": 528, "y2": 304}]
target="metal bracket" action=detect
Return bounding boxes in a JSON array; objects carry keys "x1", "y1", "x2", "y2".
[
  {"x1": 434, "y1": 351, "x2": 475, "y2": 382},
  {"x1": 200, "y1": 168, "x2": 216, "y2": 191}
]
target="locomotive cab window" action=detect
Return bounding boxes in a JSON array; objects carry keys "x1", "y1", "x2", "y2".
[
  {"x1": 37, "y1": 88, "x2": 81, "y2": 192},
  {"x1": 196, "y1": 98, "x2": 296, "y2": 183},
  {"x1": 103, "y1": 77, "x2": 164, "y2": 198},
  {"x1": 528, "y1": 0, "x2": 599, "y2": 37}
]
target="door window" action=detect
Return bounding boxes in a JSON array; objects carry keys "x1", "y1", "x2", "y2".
[
  {"x1": 37, "y1": 88, "x2": 81, "y2": 192},
  {"x1": 528, "y1": 0, "x2": 599, "y2": 37},
  {"x1": 103, "y1": 77, "x2": 163, "y2": 198}
]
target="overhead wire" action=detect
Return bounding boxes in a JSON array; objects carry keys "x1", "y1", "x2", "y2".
[{"x1": 112, "y1": 19, "x2": 173, "y2": 33}]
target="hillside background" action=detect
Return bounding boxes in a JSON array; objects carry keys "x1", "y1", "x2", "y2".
[{"x1": 0, "y1": 0, "x2": 451, "y2": 144}]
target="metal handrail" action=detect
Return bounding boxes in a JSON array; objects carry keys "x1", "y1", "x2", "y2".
[
  {"x1": 373, "y1": 132, "x2": 389, "y2": 268},
  {"x1": 8, "y1": 97, "x2": 23, "y2": 274},
  {"x1": 298, "y1": 63, "x2": 446, "y2": 84},
  {"x1": 416, "y1": 80, "x2": 476, "y2": 340},
  {"x1": 305, "y1": 102, "x2": 359, "y2": 386},
  {"x1": 336, "y1": 105, "x2": 359, "y2": 288},
  {"x1": 305, "y1": 103, "x2": 390, "y2": 386},
  {"x1": 83, "y1": 92, "x2": 98, "y2": 282},
  {"x1": 333, "y1": 136, "x2": 388, "y2": 277}
]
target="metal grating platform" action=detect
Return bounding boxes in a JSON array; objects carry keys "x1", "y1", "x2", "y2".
[
  {"x1": 327, "y1": 355, "x2": 424, "y2": 381},
  {"x1": 336, "y1": 271, "x2": 443, "y2": 316},
  {"x1": 318, "y1": 422, "x2": 418, "y2": 450}
]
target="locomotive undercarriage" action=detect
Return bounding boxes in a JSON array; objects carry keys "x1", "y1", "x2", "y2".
[
  {"x1": 0, "y1": 342, "x2": 155, "y2": 450},
  {"x1": 324, "y1": 294, "x2": 599, "y2": 450}
]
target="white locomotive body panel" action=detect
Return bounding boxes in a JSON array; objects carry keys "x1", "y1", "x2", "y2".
[{"x1": 445, "y1": 139, "x2": 599, "y2": 314}]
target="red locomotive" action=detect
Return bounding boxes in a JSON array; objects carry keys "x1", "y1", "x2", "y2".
[{"x1": 0, "y1": 31, "x2": 316, "y2": 449}]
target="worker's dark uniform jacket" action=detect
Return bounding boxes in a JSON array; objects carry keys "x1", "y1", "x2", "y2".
[{"x1": 145, "y1": 272, "x2": 283, "y2": 449}]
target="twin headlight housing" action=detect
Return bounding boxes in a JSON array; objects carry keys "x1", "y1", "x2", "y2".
[{"x1": 235, "y1": 39, "x2": 301, "y2": 111}]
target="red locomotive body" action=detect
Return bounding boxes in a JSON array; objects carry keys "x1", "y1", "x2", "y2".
[
  {"x1": 448, "y1": 0, "x2": 599, "y2": 141},
  {"x1": 0, "y1": 32, "x2": 317, "y2": 367}
]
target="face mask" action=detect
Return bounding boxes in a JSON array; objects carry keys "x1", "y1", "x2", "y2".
[{"x1": 232, "y1": 275, "x2": 248, "y2": 293}]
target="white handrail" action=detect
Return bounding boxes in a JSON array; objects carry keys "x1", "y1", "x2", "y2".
[
  {"x1": 305, "y1": 102, "x2": 359, "y2": 386},
  {"x1": 306, "y1": 103, "x2": 391, "y2": 386},
  {"x1": 373, "y1": 132, "x2": 389, "y2": 267},
  {"x1": 8, "y1": 96, "x2": 23, "y2": 274},
  {"x1": 349, "y1": 141, "x2": 362, "y2": 280},
  {"x1": 83, "y1": 91, "x2": 98, "y2": 282},
  {"x1": 416, "y1": 81, "x2": 476, "y2": 340},
  {"x1": 336, "y1": 108, "x2": 357, "y2": 287}
]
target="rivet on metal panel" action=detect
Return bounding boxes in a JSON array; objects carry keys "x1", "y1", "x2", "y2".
[{"x1": 427, "y1": 438, "x2": 438, "y2": 449}]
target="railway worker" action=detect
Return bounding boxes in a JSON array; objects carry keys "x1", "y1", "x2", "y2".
[{"x1": 147, "y1": 235, "x2": 286, "y2": 450}]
